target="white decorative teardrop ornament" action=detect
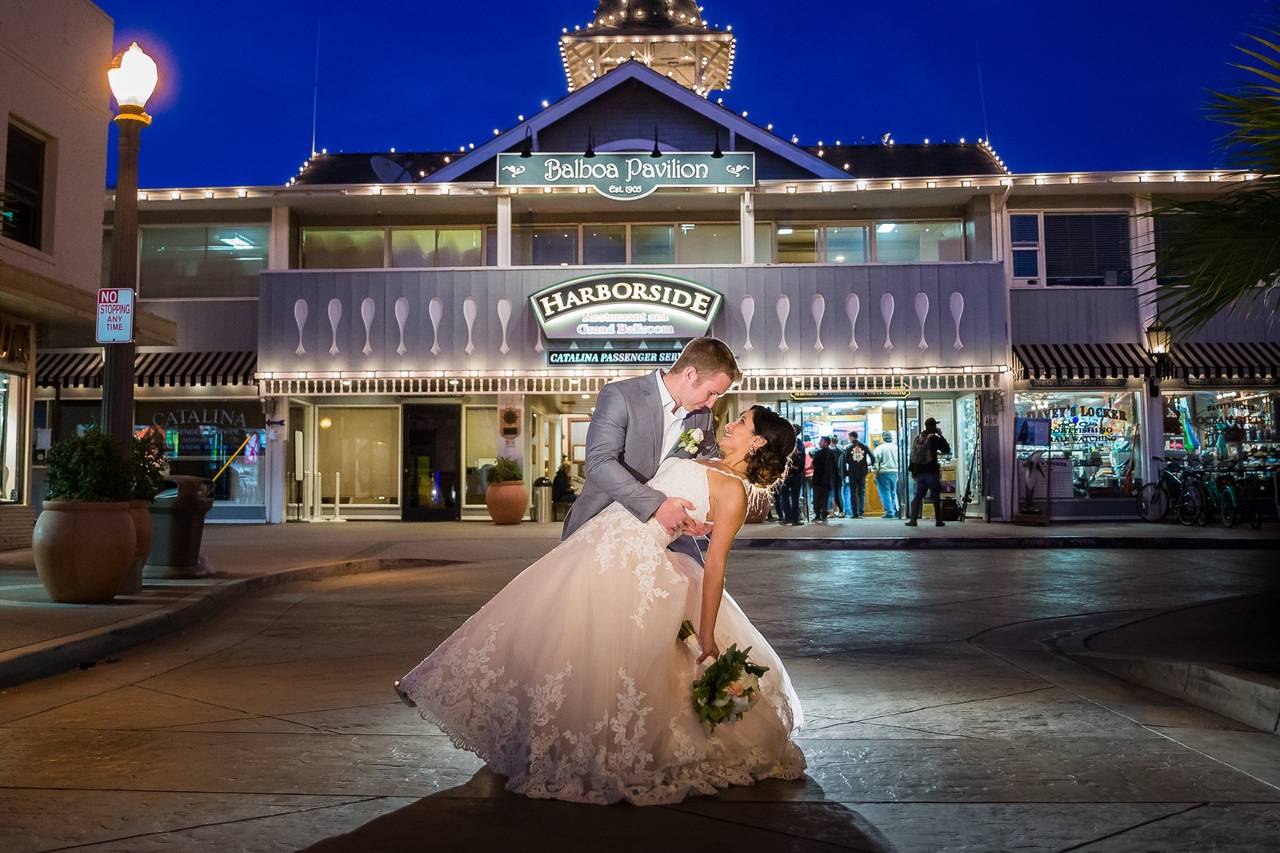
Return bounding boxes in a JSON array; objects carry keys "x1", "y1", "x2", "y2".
[
  {"x1": 535, "y1": 327, "x2": 544, "y2": 354},
  {"x1": 880, "y1": 292, "x2": 895, "y2": 351},
  {"x1": 914, "y1": 292, "x2": 930, "y2": 351},
  {"x1": 811, "y1": 293, "x2": 826, "y2": 352},
  {"x1": 327, "y1": 298, "x2": 342, "y2": 356},
  {"x1": 740, "y1": 295, "x2": 755, "y2": 351},
  {"x1": 949, "y1": 291, "x2": 965, "y2": 350},
  {"x1": 360, "y1": 298, "x2": 375, "y2": 356},
  {"x1": 394, "y1": 297, "x2": 409, "y2": 356},
  {"x1": 293, "y1": 299, "x2": 308, "y2": 356},
  {"x1": 845, "y1": 293, "x2": 860, "y2": 352},
  {"x1": 428, "y1": 297, "x2": 444, "y2": 357},
  {"x1": 496, "y1": 299, "x2": 512, "y2": 355},
  {"x1": 463, "y1": 297, "x2": 477, "y2": 356},
  {"x1": 776, "y1": 295, "x2": 791, "y2": 352}
]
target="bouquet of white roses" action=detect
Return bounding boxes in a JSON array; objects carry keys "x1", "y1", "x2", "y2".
[{"x1": 677, "y1": 619, "x2": 769, "y2": 731}]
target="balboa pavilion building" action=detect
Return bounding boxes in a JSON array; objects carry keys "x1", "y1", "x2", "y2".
[{"x1": 38, "y1": 0, "x2": 1279, "y2": 526}]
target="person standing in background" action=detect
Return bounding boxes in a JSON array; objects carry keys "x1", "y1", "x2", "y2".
[
  {"x1": 843, "y1": 431, "x2": 872, "y2": 519},
  {"x1": 873, "y1": 432, "x2": 900, "y2": 519},
  {"x1": 810, "y1": 436, "x2": 839, "y2": 522},
  {"x1": 832, "y1": 438, "x2": 847, "y2": 518},
  {"x1": 782, "y1": 425, "x2": 805, "y2": 525},
  {"x1": 906, "y1": 418, "x2": 951, "y2": 528}
]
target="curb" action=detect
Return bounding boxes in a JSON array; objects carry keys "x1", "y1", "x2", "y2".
[
  {"x1": 1056, "y1": 600, "x2": 1280, "y2": 735},
  {"x1": 733, "y1": 534, "x2": 1280, "y2": 550},
  {"x1": 0, "y1": 557, "x2": 454, "y2": 691}
]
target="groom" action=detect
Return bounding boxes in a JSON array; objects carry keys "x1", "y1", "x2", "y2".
[{"x1": 561, "y1": 337, "x2": 741, "y2": 562}]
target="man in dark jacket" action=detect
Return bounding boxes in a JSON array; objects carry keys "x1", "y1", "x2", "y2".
[
  {"x1": 781, "y1": 426, "x2": 805, "y2": 525},
  {"x1": 843, "y1": 431, "x2": 873, "y2": 518},
  {"x1": 810, "y1": 436, "x2": 839, "y2": 522},
  {"x1": 906, "y1": 418, "x2": 952, "y2": 527}
]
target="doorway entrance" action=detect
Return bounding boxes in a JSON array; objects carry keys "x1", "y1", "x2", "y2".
[{"x1": 402, "y1": 404, "x2": 461, "y2": 521}]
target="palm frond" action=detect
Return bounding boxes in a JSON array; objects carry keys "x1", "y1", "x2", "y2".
[{"x1": 1139, "y1": 4, "x2": 1280, "y2": 338}]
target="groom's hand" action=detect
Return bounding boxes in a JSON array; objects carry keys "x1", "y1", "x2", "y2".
[{"x1": 654, "y1": 497, "x2": 697, "y2": 534}]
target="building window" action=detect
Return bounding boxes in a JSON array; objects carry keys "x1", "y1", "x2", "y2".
[
  {"x1": 135, "y1": 401, "x2": 267, "y2": 508},
  {"x1": 1043, "y1": 213, "x2": 1131, "y2": 286},
  {"x1": 753, "y1": 222, "x2": 774, "y2": 263},
  {"x1": 874, "y1": 221, "x2": 965, "y2": 263},
  {"x1": 512, "y1": 227, "x2": 577, "y2": 266},
  {"x1": 1010, "y1": 213, "x2": 1041, "y2": 281},
  {"x1": 139, "y1": 226, "x2": 269, "y2": 298},
  {"x1": 774, "y1": 225, "x2": 869, "y2": 264},
  {"x1": 0, "y1": 372, "x2": 25, "y2": 503},
  {"x1": 463, "y1": 406, "x2": 498, "y2": 506},
  {"x1": 301, "y1": 228, "x2": 385, "y2": 269},
  {"x1": 583, "y1": 225, "x2": 626, "y2": 264},
  {"x1": 1163, "y1": 390, "x2": 1279, "y2": 460},
  {"x1": 776, "y1": 227, "x2": 817, "y2": 263},
  {"x1": 1014, "y1": 391, "x2": 1140, "y2": 499},
  {"x1": 631, "y1": 224, "x2": 675, "y2": 263},
  {"x1": 677, "y1": 223, "x2": 739, "y2": 264},
  {"x1": 390, "y1": 228, "x2": 483, "y2": 267},
  {"x1": 315, "y1": 406, "x2": 399, "y2": 506},
  {"x1": 1153, "y1": 213, "x2": 1194, "y2": 286},
  {"x1": 2, "y1": 123, "x2": 46, "y2": 250}
]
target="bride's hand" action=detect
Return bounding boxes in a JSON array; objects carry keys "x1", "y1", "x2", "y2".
[{"x1": 697, "y1": 635, "x2": 720, "y2": 664}]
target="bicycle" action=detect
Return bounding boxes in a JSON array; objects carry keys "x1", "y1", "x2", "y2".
[{"x1": 1136, "y1": 456, "x2": 1186, "y2": 522}]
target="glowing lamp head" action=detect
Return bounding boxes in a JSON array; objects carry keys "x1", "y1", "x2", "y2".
[
  {"x1": 1145, "y1": 322, "x2": 1172, "y2": 355},
  {"x1": 108, "y1": 42, "x2": 158, "y2": 116}
]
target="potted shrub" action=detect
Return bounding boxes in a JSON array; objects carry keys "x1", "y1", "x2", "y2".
[
  {"x1": 32, "y1": 426, "x2": 136, "y2": 603},
  {"x1": 119, "y1": 427, "x2": 167, "y2": 595},
  {"x1": 484, "y1": 457, "x2": 527, "y2": 525}
]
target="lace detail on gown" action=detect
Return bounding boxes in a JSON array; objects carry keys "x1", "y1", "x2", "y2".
[{"x1": 398, "y1": 458, "x2": 806, "y2": 805}]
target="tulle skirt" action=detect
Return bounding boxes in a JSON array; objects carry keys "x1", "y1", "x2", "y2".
[{"x1": 397, "y1": 505, "x2": 806, "y2": 805}]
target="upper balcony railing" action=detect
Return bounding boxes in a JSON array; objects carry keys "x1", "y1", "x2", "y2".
[{"x1": 258, "y1": 261, "x2": 1009, "y2": 380}]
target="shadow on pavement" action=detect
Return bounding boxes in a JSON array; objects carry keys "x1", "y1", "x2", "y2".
[{"x1": 299, "y1": 769, "x2": 890, "y2": 852}]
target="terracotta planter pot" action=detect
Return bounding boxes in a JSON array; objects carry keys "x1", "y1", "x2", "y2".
[
  {"x1": 33, "y1": 501, "x2": 136, "y2": 604},
  {"x1": 485, "y1": 481, "x2": 528, "y2": 525},
  {"x1": 118, "y1": 500, "x2": 154, "y2": 595}
]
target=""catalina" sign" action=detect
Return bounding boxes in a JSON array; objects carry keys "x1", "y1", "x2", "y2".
[
  {"x1": 497, "y1": 152, "x2": 754, "y2": 201},
  {"x1": 531, "y1": 272, "x2": 722, "y2": 341}
]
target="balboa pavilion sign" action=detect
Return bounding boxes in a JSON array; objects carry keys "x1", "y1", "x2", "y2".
[
  {"x1": 531, "y1": 272, "x2": 722, "y2": 345},
  {"x1": 497, "y1": 152, "x2": 755, "y2": 201}
]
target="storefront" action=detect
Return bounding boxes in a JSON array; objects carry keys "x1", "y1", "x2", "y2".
[
  {"x1": 1011, "y1": 344, "x2": 1153, "y2": 520},
  {"x1": 33, "y1": 349, "x2": 263, "y2": 522},
  {"x1": 772, "y1": 393, "x2": 987, "y2": 519}
]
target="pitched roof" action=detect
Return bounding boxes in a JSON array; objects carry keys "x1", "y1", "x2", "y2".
[{"x1": 803, "y1": 143, "x2": 1007, "y2": 179}]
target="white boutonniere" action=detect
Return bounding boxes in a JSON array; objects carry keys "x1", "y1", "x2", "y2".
[{"x1": 677, "y1": 427, "x2": 705, "y2": 455}]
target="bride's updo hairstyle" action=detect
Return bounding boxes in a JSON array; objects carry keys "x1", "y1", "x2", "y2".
[{"x1": 744, "y1": 405, "x2": 796, "y2": 490}]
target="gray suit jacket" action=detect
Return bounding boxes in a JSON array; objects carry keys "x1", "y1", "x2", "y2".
[{"x1": 561, "y1": 371, "x2": 716, "y2": 562}]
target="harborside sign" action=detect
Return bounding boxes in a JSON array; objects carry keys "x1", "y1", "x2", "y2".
[
  {"x1": 531, "y1": 273, "x2": 722, "y2": 342},
  {"x1": 498, "y1": 152, "x2": 755, "y2": 201}
]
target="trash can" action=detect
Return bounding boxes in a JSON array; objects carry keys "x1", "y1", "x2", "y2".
[
  {"x1": 144, "y1": 475, "x2": 214, "y2": 579},
  {"x1": 532, "y1": 477, "x2": 553, "y2": 523}
]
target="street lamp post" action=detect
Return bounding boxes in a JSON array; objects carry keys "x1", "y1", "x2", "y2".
[{"x1": 102, "y1": 42, "x2": 157, "y2": 441}]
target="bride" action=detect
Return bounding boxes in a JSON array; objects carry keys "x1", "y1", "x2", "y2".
[{"x1": 394, "y1": 405, "x2": 806, "y2": 806}]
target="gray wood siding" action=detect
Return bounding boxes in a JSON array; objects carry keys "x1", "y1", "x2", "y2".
[
  {"x1": 1011, "y1": 288, "x2": 1141, "y2": 344},
  {"x1": 259, "y1": 263, "x2": 1007, "y2": 375},
  {"x1": 1156, "y1": 289, "x2": 1280, "y2": 343}
]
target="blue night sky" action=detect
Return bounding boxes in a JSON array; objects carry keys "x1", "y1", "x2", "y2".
[{"x1": 99, "y1": 0, "x2": 1270, "y2": 189}]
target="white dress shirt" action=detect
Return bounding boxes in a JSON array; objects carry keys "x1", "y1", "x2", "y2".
[{"x1": 655, "y1": 370, "x2": 688, "y2": 458}]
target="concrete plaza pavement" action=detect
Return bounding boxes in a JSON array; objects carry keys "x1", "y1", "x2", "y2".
[{"x1": 1, "y1": 538, "x2": 1278, "y2": 851}]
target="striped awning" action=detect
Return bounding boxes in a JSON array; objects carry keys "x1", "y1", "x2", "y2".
[
  {"x1": 37, "y1": 351, "x2": 256, "y2": 388},
  {"x1": 35, "y1": 351, "x2": 104, "y2": 388},
  {"x1": 1168, "y1": 342, "x2": 1280, "y2": 380},
  {"x1": 134, "y1": 351, "x2": 256, "y2": 387},
  {"x1": 1014, "y1": 343, "x2": 1155, "y2": 381}
]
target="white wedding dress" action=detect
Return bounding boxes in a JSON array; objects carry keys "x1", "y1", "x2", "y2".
[{"x1": 397, "y1": 457, "x2": 806, "y2": 805}]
